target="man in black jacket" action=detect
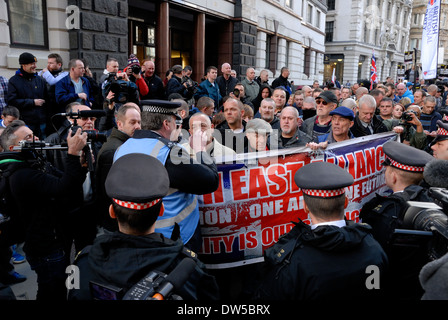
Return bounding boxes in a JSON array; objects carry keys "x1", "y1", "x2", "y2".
[
  {"x1": 7, "y1": 52, "x2": 49, "y2": 139},
  {"x1": 68, "y1": 153, "x2": 219, "y2": 300},
  {"x1": 351, "y1": 94, "x2": 389, "y2": 137},
  {"x1": 271, "y1": 66, "x2": 292, "y2": 95},
  {"x1": 0, "y1": 120, "x2": 88, "y2": 300},
  {"x1": 254, "y1": 162, "x2": 388, "y2": 300},
  {"x1": 165, "y1": 65, "x2": 192, "y2": 101},
  {"x1": 95, "y1": 103, "x2": 141, "y2": 232}
]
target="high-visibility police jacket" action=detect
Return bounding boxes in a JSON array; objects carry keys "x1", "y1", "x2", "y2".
[{"x1": 113, "y1": 131, "x2": 218, "y2": 244}]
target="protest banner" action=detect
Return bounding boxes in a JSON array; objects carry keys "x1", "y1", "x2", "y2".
[{"x1": 197, "y1": 132, "x2": 397, "y2": 269}]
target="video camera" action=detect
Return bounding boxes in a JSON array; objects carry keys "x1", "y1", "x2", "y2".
[
  {"x1": 104, "y1": 72, "x2": 139, "y2": 104},
  {"x1": 89, "y1": 258, "x2": 196, "y2": 300},
  {"x1": 396, "y1": 187, "x2": 448, "y2": 261}
]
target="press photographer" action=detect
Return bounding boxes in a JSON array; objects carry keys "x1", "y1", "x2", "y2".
[
  {"x1": 45, "y1": 102, "x2": 107, "y2": 256},
  {"x1": 166, "y1": 65, "x2": 197, "y2": 102},
  {"x1": 124, "y1": 54, "x2": 149, "y2": 100},
  {"x1": 102, "y1": 71, "x2": 140, "y2": 106},
  {"x1": 392, "y1": 108, "x2": 427, "y2": 150},
  {"x1": 0, "y1": 120, "x2": 88, "y2": 300}
]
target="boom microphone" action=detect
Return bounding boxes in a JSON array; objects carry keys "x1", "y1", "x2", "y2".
[
  {"x1": 152, "y1": 258, "x2": 196, "y2": 300},
  {"x1": 424, "y1": 159, "x2": 448, "y2": 189},
  {"x1": 56, "y1": 110, "x2": 107, "y2": 118}
]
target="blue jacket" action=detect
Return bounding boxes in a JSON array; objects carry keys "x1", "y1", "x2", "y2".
[
  {"x1": 395, "y1": 88, "x2": 414, "y2": 103},
  {"x1": 55, "y1": 74, "x2": 94, "y2": 108},
  {"x1": 194, "y1": 79, "x2": 222, "y2": 109}
]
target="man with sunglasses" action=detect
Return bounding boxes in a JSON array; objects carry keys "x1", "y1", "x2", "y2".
[
  {"x1": 45, "y1": 102, "x2": 104, "y2": 254},
  {"x1": 114, "y1": 100, "x2": 219, "y2": 252},
  {"x1": 300, "y1": 91, "x2": 338, "y2": 141}
]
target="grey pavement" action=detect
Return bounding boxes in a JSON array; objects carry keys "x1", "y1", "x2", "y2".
[{"x1": 8, "y1": 244, "x2": 37, "y2": 300}]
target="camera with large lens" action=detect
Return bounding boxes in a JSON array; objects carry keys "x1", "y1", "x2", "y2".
[
  {"x1": 400, "y1": 188, "x2": 448, "y2": 260},
  {"x1": 70, "y1": 126, "x2": 107, "y2": 143},
  {"x1": 131, "y1": 65, "x2": 141, "y2": 75},
  {"x1": 401, "y1": 110, "x2": 417, "y2": 123}
]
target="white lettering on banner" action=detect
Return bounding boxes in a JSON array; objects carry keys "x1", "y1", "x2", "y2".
[{"x1": 198, "y1": 133, "x2": 397, "y2": 269}]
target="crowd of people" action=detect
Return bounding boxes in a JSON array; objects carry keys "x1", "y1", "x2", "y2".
[{"x1": 0, "y1": 50, "x2": 448, "y2": 301}]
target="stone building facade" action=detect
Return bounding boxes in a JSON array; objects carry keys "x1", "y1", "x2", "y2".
[
  {"x1": 324, "y1": 0, "x2": 413, "y2": 84},
  {"x1": 0, "y1": 0, "x2": 326, "y2": 86},
  {"x1": 408, "y1": 0, "x2": 448, "y2": 78}
]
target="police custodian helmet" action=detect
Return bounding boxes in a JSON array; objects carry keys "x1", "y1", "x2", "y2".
[{"x1": 105, "y1": 153, "x2": 170, "y2": 211}]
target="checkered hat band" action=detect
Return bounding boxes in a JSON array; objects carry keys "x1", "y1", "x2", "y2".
[
  {"x1": 142, "y1": 105, "x2": 174, "y2": 114},
  {"x1": 443, "y1": 115, "x2": 448, "y2": 122},
  {"x1": 437, "y1": 127, "x2": 448, "y2": 136},
  {"x1": 302, "y1": 188, "x2": 345, "y2": 198},
  {"x1": 113, "y1": 198, "x2": 161, "y2": 210},
  {"x1": 386, "y1": 156, "x2": 424, "y2": 172}
]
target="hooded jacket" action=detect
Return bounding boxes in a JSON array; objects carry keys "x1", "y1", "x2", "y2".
[
  {"x1": 254, "y1": 220, "x2": 388, "y2": 300},
  {"x1": 68, "y1": 231, "x2": 220, "y2": 300}
]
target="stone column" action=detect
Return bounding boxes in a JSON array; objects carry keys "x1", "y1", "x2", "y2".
[
  {"x1": 156, "y1": 0, "x2": 170, "y2": 79},
  {"x1": 193, "y1": 12, "x2": 205, "y2": 83}
]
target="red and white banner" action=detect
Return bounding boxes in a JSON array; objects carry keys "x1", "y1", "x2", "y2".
[{"x1": 198, "y1": 132, "x2": 397, "y2": 269}]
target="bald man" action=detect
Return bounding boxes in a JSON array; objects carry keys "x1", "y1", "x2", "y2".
[{"x1": 216, "y1": 62, "x2": 238, "y2": 97}]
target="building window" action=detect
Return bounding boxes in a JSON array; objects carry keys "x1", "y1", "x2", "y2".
[
  {"x1": 285, "y1": 0, "x2": 292, "y2": 8},
  {"x1": 307, "y1": 4, "x2": 313, "y2": 24},
  {"x1": 266, "y1": 34, "x2": 278, "y2": 73},
  {"x1": 325, "y1": 21, "x2": 334, "y2": 42},
  {"x1": 131, "y1": 20, "x2": 156, "y2": 62},
  {"x1": 327, "y1": 0, "x2": 335, "y2": 11},
  {"x1": 316, "y1": 10, "x2": 321, "y2": 29},
  {"x1": 7, "y1": 0, "x2": 48, "y2": 49},
  {"x1": 303, "y1": 48, "x2": 311, "y2": 76}
]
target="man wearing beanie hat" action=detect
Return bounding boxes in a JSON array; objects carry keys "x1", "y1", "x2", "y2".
[
  {"x1": 360, "y1": 141, "x2": 435, "y2": 300},
  {"x1": 254, "y1": 162, "x2": 388, "y2": 300},
  {"x1": 68, "y1": 153, "x2": 219, "y2": 300},
  {"x1": 7, "y1": 52, "x2": 49, "y2": 139},
  {"x1": 124, "y1": 54, "x2": 149, "y2": 99}
]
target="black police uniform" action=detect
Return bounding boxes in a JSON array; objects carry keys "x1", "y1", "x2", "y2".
[
  {"x1": 254, "y1": 162, "x2": 388, "y2": 300},
  {"x1": 360, "y1": 141, "x2": 435, "y2": 300},
  {"x1": 68, "y1": 153, "x2": 220, "y2": 300}
]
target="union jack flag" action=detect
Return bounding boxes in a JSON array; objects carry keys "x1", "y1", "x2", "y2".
[{"x1": 370, "y1": 51, "x2": 378, "y2": 90}]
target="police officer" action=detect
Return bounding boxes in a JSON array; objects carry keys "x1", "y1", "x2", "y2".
[
  {"x1": 360, "y1": 140, "x2": 435, "y2": 300},
  {"x1": 254, "y1": 162, "x2": 388, "y2": 300},
  {"x1": 114, "y1": 100, "x2": 219, "y2": 252},
  {"x1": 430, "y1": 120, "x2": 448, "y2": 160},
  {"x1": 68, "y1": 153, "x2": 219, "y2": 300}
]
